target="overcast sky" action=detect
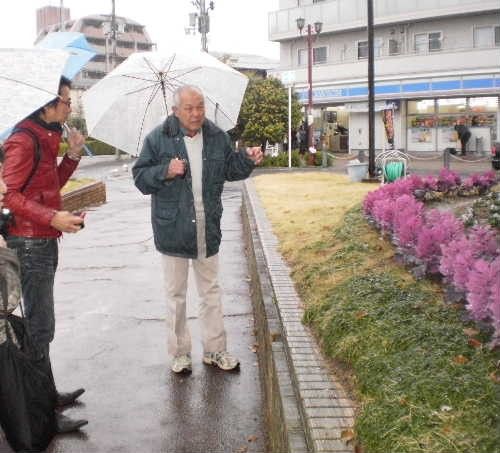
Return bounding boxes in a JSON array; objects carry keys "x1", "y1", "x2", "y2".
[{"x1": 0, "y1": 0, "x2": 280, "y2": 59}]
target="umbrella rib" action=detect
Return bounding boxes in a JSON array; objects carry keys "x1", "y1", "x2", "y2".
[
  {"x1": 163, "y1": 66, "x2": 204, "y2": 85},
  {"x1": 142, "y1": 56, "x2": 161, "y2": 79},
  {"x1": 0, "y1": 75, "x2": 58, "y2": 97},
  {"x1": 122, "y1": 74, "x2": 158, "y2": 84},
  {"x1": 124, "y1": 81, "x2": 160, "y2": 97},
  {"x1": 135, "y1": 82, "x2": 163, "y2": 155},
  {"x1": 160, "y1": 54, "x2": 176, "y2": 76},
  {"x1": 204, "y1": 94, "x2": 234, "y2": 125}
]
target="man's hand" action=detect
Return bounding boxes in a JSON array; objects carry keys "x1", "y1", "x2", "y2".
[
  {"x1": 246, "y1": 146, "x2": 264, "y2": 165},
  {"x1": 66, "y1": 127, "x2": 85, "y2": 158},
  {"x1": 50, "y1": 211, "x2": 84, "y2": 233},
  {"x1": 165, "y1": 157, "x2": 186, "y2": 179},
  {"x1": 0, "y1": 235, "x2": 6, "y2": 248}
]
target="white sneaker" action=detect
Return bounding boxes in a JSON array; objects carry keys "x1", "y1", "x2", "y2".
[
  {"x1": 203, "y1": 351, "x2": 240, "y2": 371},
  {"x1": 171, "y1": 354, "x2": 192, "y2": 374}
]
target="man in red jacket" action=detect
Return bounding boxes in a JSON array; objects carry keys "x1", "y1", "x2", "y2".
[{"x1": 2, "y1": 77, "x2": 88, "y2": 433}]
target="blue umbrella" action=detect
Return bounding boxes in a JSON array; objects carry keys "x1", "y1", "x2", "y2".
[
  {"x1": 33, "y1": 33, "x2": 95, "y2": 156},
  {"x1": 36, "y1": 32, "x2": 96, "y2": 80}
]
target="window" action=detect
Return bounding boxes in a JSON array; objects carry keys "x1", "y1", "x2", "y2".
[
  {"x1": 429, "y1": 32, "x2": 442, "y2": 51},
  {"x1": 357, "y1": 41, "x2": 368, "y2": 59},
  {"x1": 313, "y1": 46, "x2": 327, "y2": 64},
  {"x1": 357, "y1": 38, "x2": 383, "y2": 59},
  {"x1": 415, "y1": 32, "x2": 442, "y2": 53},
  {"x1": 408, "y1": 99, "x2": 435, "y2": 115},
  {"x1": 298, "y1": 46, "x2": 328, "y2": 65},
  {"x1": 437, "y1": 98, "x2": 466, "y2": 114},
  {"x1": 389, "y1": 38, "x2": 401, "y2": 55},
  {"x1": 298, "y1": 48, "x2": 307, "y2": 66},
  {"x1": 474, "y1": 26, "x2": 500, "y2": 47}
]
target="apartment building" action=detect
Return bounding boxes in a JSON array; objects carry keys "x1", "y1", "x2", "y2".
[
  {"x1": 268, "y1": 0, "x2": 500, "y2": 153},
  {"x1": 36, "y1": 6, "x2": 155, "y2": 115}
]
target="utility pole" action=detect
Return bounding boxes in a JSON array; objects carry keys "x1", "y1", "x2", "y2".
[
  {"x1": 189, "y1": 1, "x2": 214, "y2": 52},
  {"x1": 59, "y1": 0, "x2": 64, "y2": 30},
  {"x1": 367, "y1": 0, "x2": 375, "y2": 177},
  {"x1": 110, "y1": 0, "x2": 117, "y2": 69}
]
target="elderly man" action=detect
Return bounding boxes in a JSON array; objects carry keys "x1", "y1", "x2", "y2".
[{"x1": 133, "y1": 85, "x2": 262, "y2": 374}]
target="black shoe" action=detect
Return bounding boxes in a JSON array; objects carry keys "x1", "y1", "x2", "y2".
[
  {"x1": 56, "y1": 388, "x2": 85, "y2": 407},
  {"x1": 55, "y1": 413, "x2": 88, "y2": 434}
]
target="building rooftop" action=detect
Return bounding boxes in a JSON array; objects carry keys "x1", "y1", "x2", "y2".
[{"x1": 209, "y1": 51, "x2": 278, "y2": 71}]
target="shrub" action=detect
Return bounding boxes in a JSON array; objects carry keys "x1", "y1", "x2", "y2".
[
  {"x1": 415, "y1": 209, "x2": 464, "y2": 273},
  {"x1": 260, "y1": 150, "x2": 301, "y2": 167},
  {"x1": 58, "y1": 139, "x2": 117, "y2": 156}
]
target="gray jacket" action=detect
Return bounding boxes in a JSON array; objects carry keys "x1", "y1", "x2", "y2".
[
  {"x1": 133, "y1": 115, "x2": 255, "y2": 258},
  {"x1": 0, "y1": 247, "x2": 22, "y2": 345}
]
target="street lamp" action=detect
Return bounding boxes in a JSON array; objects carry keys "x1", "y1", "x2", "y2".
[{"x1": 296, "y1": 18, "x2": 322, "y2": 151}]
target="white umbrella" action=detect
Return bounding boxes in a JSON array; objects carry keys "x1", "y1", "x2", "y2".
[
  {"x1": 0, "y1": 48, "x2": 69, "y2": 137},
  {"x1": 82, "y1": 49, "x2": 248, "y2": 156}
]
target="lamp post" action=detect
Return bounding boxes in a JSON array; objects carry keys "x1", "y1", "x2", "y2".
[{"x1": 296, "y1": 18, "x2": 322, "y2": 151}]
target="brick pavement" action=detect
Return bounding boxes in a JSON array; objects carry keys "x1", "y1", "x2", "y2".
[{"x1": 244, "y1": 178, "x2": 356, "y2": 453}]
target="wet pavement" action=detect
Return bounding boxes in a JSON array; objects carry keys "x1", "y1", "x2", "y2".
[{"x1": 0, "y1": 157, "x2": 265, "y2": 453}]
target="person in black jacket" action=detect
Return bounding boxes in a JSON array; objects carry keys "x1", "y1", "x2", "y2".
[
  {"x1": 454, "y1": 120, "x2": 471, "y2": 156},
  {"x1": 133, "y1": 85, "x2": 263, "y2": 374}
]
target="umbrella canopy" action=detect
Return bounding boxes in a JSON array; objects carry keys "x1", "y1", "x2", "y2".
[
  {"x1": 82, "y1": 49, "x2": 248, "y2": 156},
  {"x1": 0, "y1": 48, "x2": 69, "y2": 137},
  {"x1": 35, "y1": 32, "x2": 96, "y2": 80}
]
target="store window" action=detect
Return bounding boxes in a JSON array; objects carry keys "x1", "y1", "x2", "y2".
[
  {"x1": 415, "y1": 32, "x2": 442, "y2": 53},
  {"x1": 469, "y1": 97, "x2": 498, "y2": 113},
  {"x1": 437, "y1": 98, "x2": 466, "y2": 114},
  {"x1": 469, "y1": 97, "x2": 499, "y2": 133},
  {"x1": 408, "y1": 99, "x2": 435, "y2": 114},
  {"x1": 407, "y1": 97, "x2": 499, "y2": 153}
]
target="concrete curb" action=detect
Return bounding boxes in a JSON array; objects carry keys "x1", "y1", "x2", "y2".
[{"x1": 242, "y1": 178, "x2": 356, "y2": 453}]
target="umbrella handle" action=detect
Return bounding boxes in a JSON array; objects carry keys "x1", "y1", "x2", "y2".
[
  {"x1": 63, "y1": 123, "x2": 93, "y2": 157},
  {"x1": 82, "y1": 144, "x2": 93, "y2": 157}
]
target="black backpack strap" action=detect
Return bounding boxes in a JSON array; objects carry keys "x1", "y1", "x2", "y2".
[{"x1": 11, "y1": 127, "x2": 42, "y2": 193}]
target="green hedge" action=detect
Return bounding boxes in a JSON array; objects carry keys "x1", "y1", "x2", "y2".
[
  {"x1": 59, "y1": 139, "x2": 117, "y2": 156},
  {"x1": 260, "y1": 150, "x2": 335, "y2": 168}
]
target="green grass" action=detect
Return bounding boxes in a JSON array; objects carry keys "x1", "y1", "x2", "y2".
[
  {"x1": 304, "y1": 209, "x2": 500, "y2": 453},
  {"x1": 254, "y1": 174, "x2": 500, "y2": 453}
]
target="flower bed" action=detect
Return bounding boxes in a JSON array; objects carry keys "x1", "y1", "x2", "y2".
[{"x1": 363, "y1": 169, "x2": 500, "y2": 346}]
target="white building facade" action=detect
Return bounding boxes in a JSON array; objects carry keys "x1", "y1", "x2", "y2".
[{"x1": 268, "y1": 0, "x2": 500, "y2": 153}]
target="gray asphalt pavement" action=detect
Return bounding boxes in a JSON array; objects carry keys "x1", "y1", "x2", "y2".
[{"x1": 0, "y1": 158, "x2": 265, "y2": 453}]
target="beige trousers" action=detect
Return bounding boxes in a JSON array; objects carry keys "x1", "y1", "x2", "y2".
[{"x1": 161, "y1": 253, "x2": 226, "y2": 357}]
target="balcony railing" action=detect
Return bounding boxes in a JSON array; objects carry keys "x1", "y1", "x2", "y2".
[{"x1": 269, "y1": 0, "x2": 500, "y2": 40}]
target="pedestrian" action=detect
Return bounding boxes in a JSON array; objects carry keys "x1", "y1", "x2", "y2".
[
  {"x1": 298, "y1": 123, "x2": 307, "y2": 154},
  {"x1": 133, "y1": 85, "x2": 263, "y2": 374},
  {"x1": 2, "y1": 76, "x2": 88, "y2": 431},
  {"x1": 0, "y1": 146, "x2": 88, "y2": 452},
  {"x1": 454, "y1": 120, "x2": 471, "y2": 156}
]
